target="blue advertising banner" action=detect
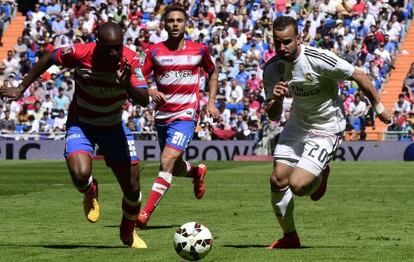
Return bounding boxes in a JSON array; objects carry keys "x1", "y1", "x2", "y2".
[{"x1": 0, "y1": 141, "x2": 413, "y2": 161}]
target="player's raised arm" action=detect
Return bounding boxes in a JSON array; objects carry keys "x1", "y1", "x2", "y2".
[
  {"x1": 265, "y1": 79, "x2": 288, "y2": 121},
  {"x1": 351, "y1": 68, "x2": 391, "y2": 124},
  {"x1": 118, "y1": 58, "x2": 149, "y2": 107},
  {"x1": 0, "y1": 52, "x2": 55, "y2": 100},
  {"x1": 206, "y1": 69, "x2": 220, "y2": 120},
  {"x1": 200, "y1": 44, "x2": 220, "y2": 120}
]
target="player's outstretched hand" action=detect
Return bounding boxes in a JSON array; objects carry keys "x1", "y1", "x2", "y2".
[
  {"x1": 0, "y1": 85, "x2": 24, "y2": 100},
  {"x1": 150, "y1": 90, "x2": 167, "y2": 106},
  {"x1": 272, "y1": 80, "x2": 288, "y2": 99},
  {"x1": 117, "y1": 58, "x2": 132, "y2": 87},
  {"x1": 378, "y1": 110, "x2": 392, "y2": 124},
  {"x1": 207, "y1": 103, "x2": 220, "y2": 121}
]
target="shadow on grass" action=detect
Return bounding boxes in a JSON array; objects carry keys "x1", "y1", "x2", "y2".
[
  {"x1": 0, "y1": 244, "x2": 124, "y2": 249},
  {"x1": 222, "y1": 244, "x2": 356, "y2": 249},
  {"x1": 222, "y1": 244, "x2": 269, "y2": 249},
  {"x1": 104, "y1": 224, "x2": 180, "y2": 230}
]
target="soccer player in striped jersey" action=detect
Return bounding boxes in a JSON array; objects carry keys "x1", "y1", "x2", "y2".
[
  {"x1": 0, "y1": 22, "x2": 149, "y2": 248},
  {"x1": 136, "y1": 5, "x2": 220, "y2": 228},
  {"x1": 264, "y1": 16, "x2": 391, "y2": 249}
]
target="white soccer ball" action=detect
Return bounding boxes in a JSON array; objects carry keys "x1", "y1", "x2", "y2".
[{"x1": 173, "y1": 222, "x2": 213, "y2": 261}]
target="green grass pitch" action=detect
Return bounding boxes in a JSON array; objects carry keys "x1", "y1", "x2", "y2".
[{"x1": 0, "y1": 161, "x2": 414, "y2": 261}]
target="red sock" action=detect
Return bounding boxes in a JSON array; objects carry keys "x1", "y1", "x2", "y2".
[
  {"x1": 122, "y1": 197, "x2": 141, "y2": 221},
  {"x1": 184, "y1": 161, "x2": 197, "y2": 178},
  {"x1": 78, "y1": 177, "x2": 96, "y2": 196},
  {"x1": 143, "y1": 171, "x2": 172, "y2": 215}
]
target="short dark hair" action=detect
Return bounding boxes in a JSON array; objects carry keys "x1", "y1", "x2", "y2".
[
  {"x1": 162, "y1": 5, "x2": 188, "y2": 22},
  {"x1": 272, "y1": 16, "x2": 298, "y2": 36}
]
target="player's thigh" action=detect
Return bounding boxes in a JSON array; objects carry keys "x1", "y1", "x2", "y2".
[
  {"x1": 64, "y1": 124, "x2": 94, "y2": 158},
  {"x1": 162, "y1": 120, "x2": 196, "y2": 154},
  {"x1": 273, "y1": 126, "x2": 306, "y2": 169},
  {"x1": 64, "y1": 125, "x2": 94, "y2": 176},
  {"x1": 97, "y1": 125, "x2": 139, "y2": 168},
  {"x1": 297, "y1": 130, "x2": 342, "y2": 177}
]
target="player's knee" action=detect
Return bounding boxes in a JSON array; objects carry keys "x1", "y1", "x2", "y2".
[
  {"x1": 160, "y1": 155, "x2": 178, "y2": 172},
  {"x1": 270, "y1": 173, "x2": 289, "y2": 191},
  {"x1": 69, "y1": 165, "x2": 91, "y2": 181}
]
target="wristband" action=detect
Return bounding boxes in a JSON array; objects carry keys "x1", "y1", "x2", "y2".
[{"x1": 374, "y1": 103, "x2": 385, "y2": 115}]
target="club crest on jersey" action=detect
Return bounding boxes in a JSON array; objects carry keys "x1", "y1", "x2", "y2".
[
  {"x1": 135, "y1": 68, "x2": 145, "y2": 80},
  {"x1": 305, "y1": 73, "x2": 313, "y2": 82},
  {"x1": 139, "y1": 52, "x2": 146, "y2": 67},
  {"x1": 62, "y1": 45, "x2": 74, "y2": 55}
]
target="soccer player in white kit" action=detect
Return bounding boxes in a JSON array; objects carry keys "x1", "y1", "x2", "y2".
[{"x1": 264, "y1": 16, "x2": 391, "y2": 249}]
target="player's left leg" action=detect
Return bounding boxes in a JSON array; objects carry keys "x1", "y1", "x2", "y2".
[
  {"x1": 138, "y1": 120, "x2": 198, "y2": 227},
  {"x1": 166, "y1": 121, "x2": 205, "y2": 199},
  {"x1": 173, "y1": 157, "x2": 207, "y2": 199},
  {"x1": 293, "y1": 131, "x2": 342, "y2": 199},
  {"x1": 99, "y1": 125, "x2": 146, "y2": 248},
  {"x1": 111, "y1": 163, "x2": 146, "y2": 248}
]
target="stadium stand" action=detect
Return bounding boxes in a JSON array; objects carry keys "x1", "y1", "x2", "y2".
[{"x1": 0, "y1": 0, "x2": 412, "y2": 146}]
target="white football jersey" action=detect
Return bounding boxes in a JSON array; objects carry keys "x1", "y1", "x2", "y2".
[{"x1": 263, "y1": 45, "x2": 355, "y2": 133}]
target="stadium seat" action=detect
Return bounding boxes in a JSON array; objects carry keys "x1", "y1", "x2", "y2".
[
  {"x1": 39, "y1": 5, "x2": 47, "y2": 12},
  {"x1": 15, "y1": 125, "x2": 25, "y2": 133},
  {"x1": 27, "y1": 50, "x2": 37, "y2": 65},
  {"x1": 142, "y1": 12, "x2": 150, "y2": 21},
  {"x1": 353, "y1": 118, "x2": 361, "y2": 132}
]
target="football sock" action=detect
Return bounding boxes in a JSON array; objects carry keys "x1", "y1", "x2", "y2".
[
  {"x1": 184, "y1": 161, "x2": 197, "y2": 178},
  {"x1": 73, "y1": 176, "x2": 95, "y2": 195},
  {"x1": 122, "y1": 194, "x2": 141, "y2": 221},
  {"x1": 143, "y1": 171, "x2": 172, "y2": 215},
  {"x1": 271, "y1": 186, "x2": 296, "y2": 233},
  {"x1": 174, "y1": 161, "x2": 196, "y2": 177}
]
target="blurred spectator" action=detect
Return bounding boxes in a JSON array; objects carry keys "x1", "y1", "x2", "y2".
[
  {"x1": 2, "y1": 50, "x2": 18, "y2": 75},
  {"x1": 403, "y1": 63, "x2": 414, "y2": 99},
  {"x1": 0, "y1": 110, "x2": 15, "y2": 133},
  {"x1": 225, "y1": 79, "x2": 243, "y2": 104},
  {"x1": 393, "y1": 93, "x2": 411, "y2": 116},
  {"x1": 347, "y1": 94, "x2": 367, "y2": 132},
  {"x1": 52, "y1": 109, "x2": 66, "y2": 132}
]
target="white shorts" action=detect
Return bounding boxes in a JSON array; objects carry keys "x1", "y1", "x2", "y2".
[{"x1": 274, "y1": 127, "x2": 343, "y2": 176}]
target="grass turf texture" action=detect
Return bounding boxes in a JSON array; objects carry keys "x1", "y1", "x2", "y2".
[{"x1": 0, "y1": 161, "x2": 413, "y2": 262}]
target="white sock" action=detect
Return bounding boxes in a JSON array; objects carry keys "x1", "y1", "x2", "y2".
[{"x1": 271, "y1": 186, "x2": 296, "y2": 233}]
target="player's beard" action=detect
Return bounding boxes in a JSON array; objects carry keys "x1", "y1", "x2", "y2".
[{"x1": 281, "y1": 45, "x2": 298, "y2": 62}]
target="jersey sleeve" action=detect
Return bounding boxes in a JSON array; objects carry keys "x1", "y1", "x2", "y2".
[
  {"x1": 315, "y1": 50, "x2": 355, "y2": 81},
  {"x1": 52, "y1": 44, "x2": 84, "y2": 68},
  {"x1": 140, "y1": 48, "x2": 154, "y2": 80},
  {"x1": 263, "y1": 59, "x2": 284, "y2": 101},
  {"x1": 128, "y1": 52, "x2": 148, "y2": 89},
  {"x1": 199, "y1": 45, "x2": 215, "y2": 74}
]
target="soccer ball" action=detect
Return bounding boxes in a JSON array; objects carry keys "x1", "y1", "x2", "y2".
[{"x1": 173, "y1": 222, "x2": 213, "y2": 261}]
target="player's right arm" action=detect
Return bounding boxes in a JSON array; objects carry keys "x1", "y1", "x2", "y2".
[
  {"x1": 265, "y1": 80, "x2": 288, "y2": 121},
  {"x1": 263, "y1": 60, "x2": 287, "y2": 121},
  {"x1": 351, "y1": 68, "x2": 391, "y2": 124},
  {"x1": 0, "y1": 52, "x2": 55, "y2": 100},
  {"x1": 0, "y1": 44, "x2": 80, "y2": 100}
]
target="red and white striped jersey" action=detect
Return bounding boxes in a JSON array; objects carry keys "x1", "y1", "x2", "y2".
[
  {"x1": 141, "y1": 40, "x2": 215, "y2": 123},
  {"x1": 53, "y1": 42, "x2": 148, "y2": 128}
]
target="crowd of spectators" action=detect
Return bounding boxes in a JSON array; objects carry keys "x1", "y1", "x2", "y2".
[
  {"x1": 382, "y1": 61, "x2": 414, "y2": 140},
  {"x1": 0, "y1": 0, "x2": 413, "y2": 142}
]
